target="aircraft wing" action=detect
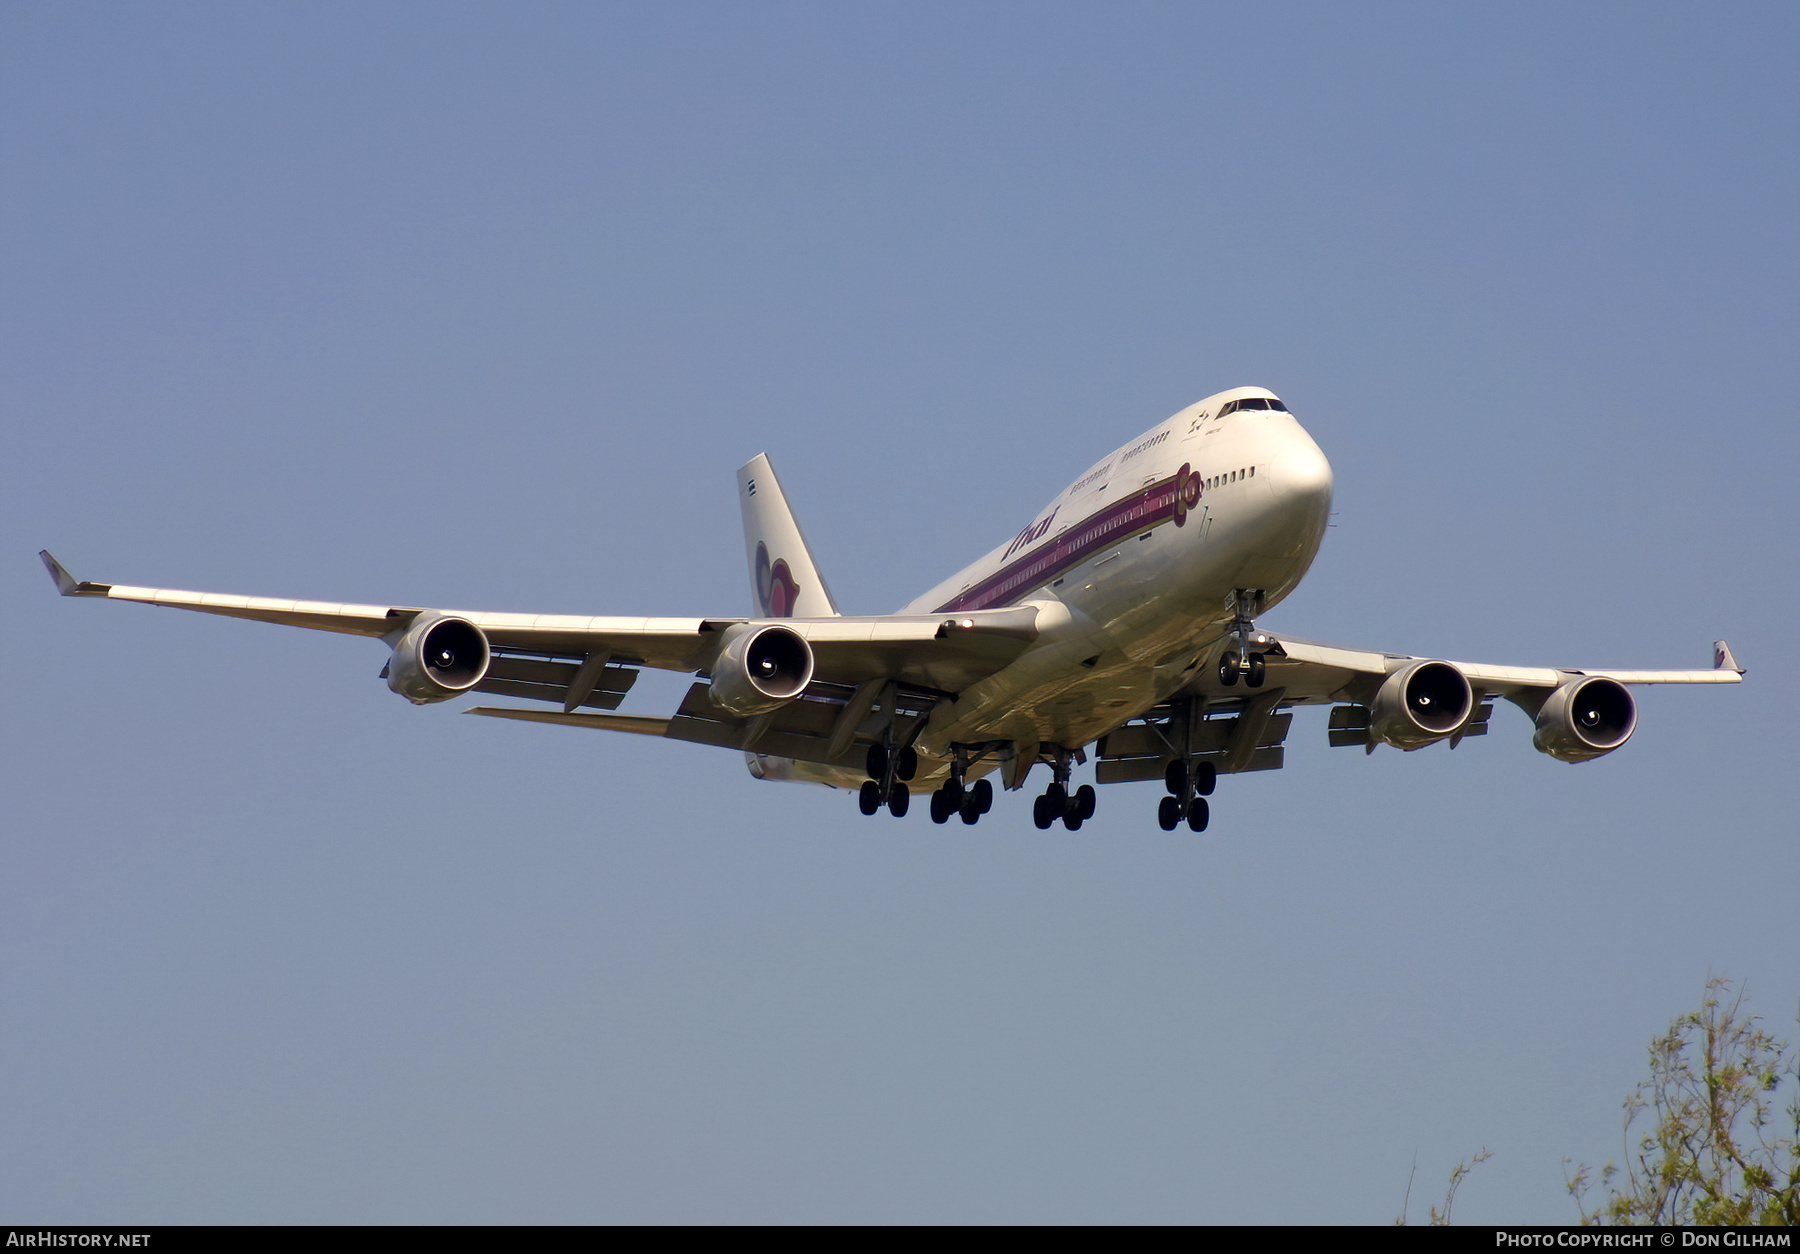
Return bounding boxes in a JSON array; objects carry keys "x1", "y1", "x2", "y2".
[
  {"x1": 1246, "y1": 635, "x2": 1745, "y2": 704},
  {"x1": 1095, "y1": 632, "x2": 1743, "y2": 785},
  {"x1": 38, "y1": 551, "x2": 1039, "y2": 694}
]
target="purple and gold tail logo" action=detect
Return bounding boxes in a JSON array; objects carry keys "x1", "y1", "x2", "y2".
[
  {"x1": 754, "y1": 541, "x2": 802, "y2": 617},
  {"x1": 1172, "y1": 463, "x2": 1203, "y2": 526}
]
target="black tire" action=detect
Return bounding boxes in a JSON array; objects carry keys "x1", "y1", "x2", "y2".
[
  {"x1": 1218, "y1": 650, "x2": 1241, "y2": 687},
  {"x1": 1247, "y1": 653, "x2": 1266, "y2": 688},
  {"x1": 1075, "y1": 784, "x2": 1096, "y2": 821},
  {"x1": 1045, "y1": 781, "x2": 1067, "y2": 811},
  {"x1": 1062, "y1": 810, "x2": 1083, "y2": 831},
  {"x1": 866, "y1": 744, "x2": 888, "y2": 781},
  {"x1": 942, "y1": 777, "x2": 964, "y2": 810},
  {"x1": 1193, "y1": 760, "x2": 1217, "y2": 797},
  {"x1": 1158, "y1": 795, "x2": 1181, "y2": 831},
  {"x1": 896, "y1": 745, "x2": 918, "y2": 781},
  {"x1": 929, "y1": 789, "x2": 951, "y2": 824},
  {"x1": 971, "y1": 778, "x2": 993, "y2": 813},
  {"x1": 858, "y1": 780, "x2": 882, "y2": 816},
  {"x1": 1032, "y1": 795, "x2": 1055, "y2": 830},
  {"x1": 1187, "y1": 796, "x2": 1209, "y2": 832},
  {"x1": 1164, "y1": 759, "x2": 1188, "y2": 796},
  {"x1": 887, "y1": 782, "x2": 910, "y2": 817},
  {"x1": 960, "y1": 799, "x2": 981, "y2": 825}
]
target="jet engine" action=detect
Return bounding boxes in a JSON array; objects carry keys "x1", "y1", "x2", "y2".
[
  {"x1": 1532, "y1": 676, "x2": 1637, "y2": 763},
  {"x1": 386, "y1": 614, "x2": 491, "y2": 705},
  {"x1": 1369, "y1": 660, "x2": 1474, "y2": 749},
  {"x1": 709, "y1": 623, "x2": 815, "y2": 717}
]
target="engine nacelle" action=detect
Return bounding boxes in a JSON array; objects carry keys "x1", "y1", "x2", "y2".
[
  {"x1": 386, "y1": 614, "x2": 491, "y2": 705},
  {"x1": 708, "y1": 623, "x2": 814, "y2": 717},
  {"x1": 1369, "y1": 659, "x2": 1474, "y2": 749},
  {"x1": 1533, "y1": 676, "x2": 1637, "y2": 763}
]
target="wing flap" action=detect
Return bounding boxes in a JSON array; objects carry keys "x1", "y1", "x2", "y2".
[{"x1": 465, "y1": 707, "x2": 671, "y2": 736}]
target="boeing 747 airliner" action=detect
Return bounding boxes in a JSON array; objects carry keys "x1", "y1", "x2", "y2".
[{"x1": 40, "y1": 386, "x2": 1742, "y2": 831}]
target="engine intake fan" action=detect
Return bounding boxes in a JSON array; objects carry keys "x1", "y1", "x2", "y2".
[
  {"x1": 1533, "y1": 676, "x2": 1637, "y2": 763},
  {"x1": 708, "y1": 623, "x2": 815, "y2": 717},
  {"x1": 387, "y1": 615, "x2": 491, "y2": 705},
  {"x1": 1370, "y1": 660, "x2": 1474, "y2": 749}
]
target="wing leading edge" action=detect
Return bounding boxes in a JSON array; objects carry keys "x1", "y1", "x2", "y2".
[{"x1": 37, "y1": 551, "x2": 1040, "y2": 692}]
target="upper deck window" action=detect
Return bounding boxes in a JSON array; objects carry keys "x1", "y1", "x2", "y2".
[{"x1": 1217, "y1": 397, "x2": 1289, "y2": 417}]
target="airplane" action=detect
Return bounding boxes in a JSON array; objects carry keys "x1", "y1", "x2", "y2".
[{"x1": 38, "y1": 385, "x2": 1744, "y2": 832}]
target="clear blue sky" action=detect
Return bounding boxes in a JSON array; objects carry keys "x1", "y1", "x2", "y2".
[{"x1": 4, "y1": 1, "x2": 1795, "y2": 1223}]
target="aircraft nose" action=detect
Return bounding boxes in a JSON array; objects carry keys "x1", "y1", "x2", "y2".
[{"x1": 1271, "y1": 425, "x2": 1334, "y2": 513}]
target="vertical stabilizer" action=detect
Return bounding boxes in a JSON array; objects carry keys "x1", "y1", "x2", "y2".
[{"x1": 737, "y1": 454, "x2": 840, "y2": 618}]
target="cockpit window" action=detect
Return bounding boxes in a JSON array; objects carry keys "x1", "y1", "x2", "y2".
[{"x1": 1218, "y1": 396, "x2": 1287, "y2": 416}]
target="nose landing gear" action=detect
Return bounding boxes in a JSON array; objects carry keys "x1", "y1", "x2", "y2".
[{"x1": 1218, "y1": 588, "x2": 1274, "y2": 689}]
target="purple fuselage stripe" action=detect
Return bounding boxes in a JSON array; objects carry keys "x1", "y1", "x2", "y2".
[{"x1": 934, "y1": 473, "x2": 1183, "y2": 614}]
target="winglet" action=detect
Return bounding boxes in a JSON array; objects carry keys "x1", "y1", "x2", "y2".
[
  {"x1": 1713, "y1": 640, "x2": 1744, "y2": 675},
  {"x1": 38, "y1": 551, "x2": 110, "y2": 597}
]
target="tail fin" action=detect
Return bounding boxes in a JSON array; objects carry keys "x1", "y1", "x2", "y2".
[{"x1": 736, "y1": 453, "x2": 840, "y2": 618}]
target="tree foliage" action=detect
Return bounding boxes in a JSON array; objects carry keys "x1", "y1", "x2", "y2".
[
  {"x1": 1397, "y1": 1148, "x2": 1492, "y2": 1225},
  {"x1": 1566, "y1": 977, "x2": 1799, "y2": 1226}
]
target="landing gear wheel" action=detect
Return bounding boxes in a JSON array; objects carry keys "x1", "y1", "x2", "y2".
[
  {"x1": 887, "y1": 782, "x2": 910, "y2": 817},
  {"x1": 1074, "y1": 784, "x2": 1096, "y2": 821},
  {"x1": 960, "y1": 798, "x2": 982, "y2": 825},
  {"x1": 866, "y1": 744, "x2": 888, "y2": 780},
  {"x1": 1164, "y1": 759, "x2": 1188, "y2": 796},
  {"x1": 1246, "y1": 653, "x2": 1266, "y2": 688},
  {"x1": 941, "y1": 777, "x2": 964, "y2": 810},
  {"x1": 970, "y1": 778, "x2": 993, "y2": 814},
  {"x1": 1045, "y1": 781, "x2": 1067, "y2": 812},
  {"x1": 1218, "y1": 650, "x2": 1241, "y2": 687},
  {"x1": 1158, "y1": 795, "x2": 1181, "y2": 831},
  {"x1": 929, "y1": 788, "x2": 951, "y2": 824},
  {"x1": 1193, "y1": 760, "x2": 1216, "y2": 797},
  {"x1": 1032, "y1": 795, "x2": 1056, "y2": 830},
  {"x1": 858, "y1": 780, "x2": 882, "y2": 816},
  {"x1": 895, "y1": 746, "x2": 918, "y2": 782},
  {"x1": 1062, "y1": 809, "x2": 1083, "y2": 832},
  {"x1": 1186, "y1": 796, "x2": 1209, "y2": 832}
]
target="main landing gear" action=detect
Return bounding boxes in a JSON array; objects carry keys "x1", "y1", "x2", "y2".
[
  {"x1": 858, "y1": 741, "x2": 917, "y2": 818},
  {"x1": 1157, "y1": 756, "x2": 1215, "y2": 832},
  {"x1": 929, "y1": 775, "x2": 994, "y2": 825},
  {"x1": 1031, "y1": 747, "x2": 1097, "y2": 831},
  {"x1": 1217, "y1": 587, "x2": 1273, "y2": 689},
  {"x1": 926, "y1": 744, "x2": 1002, "y2": 825}
]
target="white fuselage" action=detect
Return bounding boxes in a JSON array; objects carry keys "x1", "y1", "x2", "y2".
[{"x1": 768, "y1": 387, "x2": 1334, "y2": 788}]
